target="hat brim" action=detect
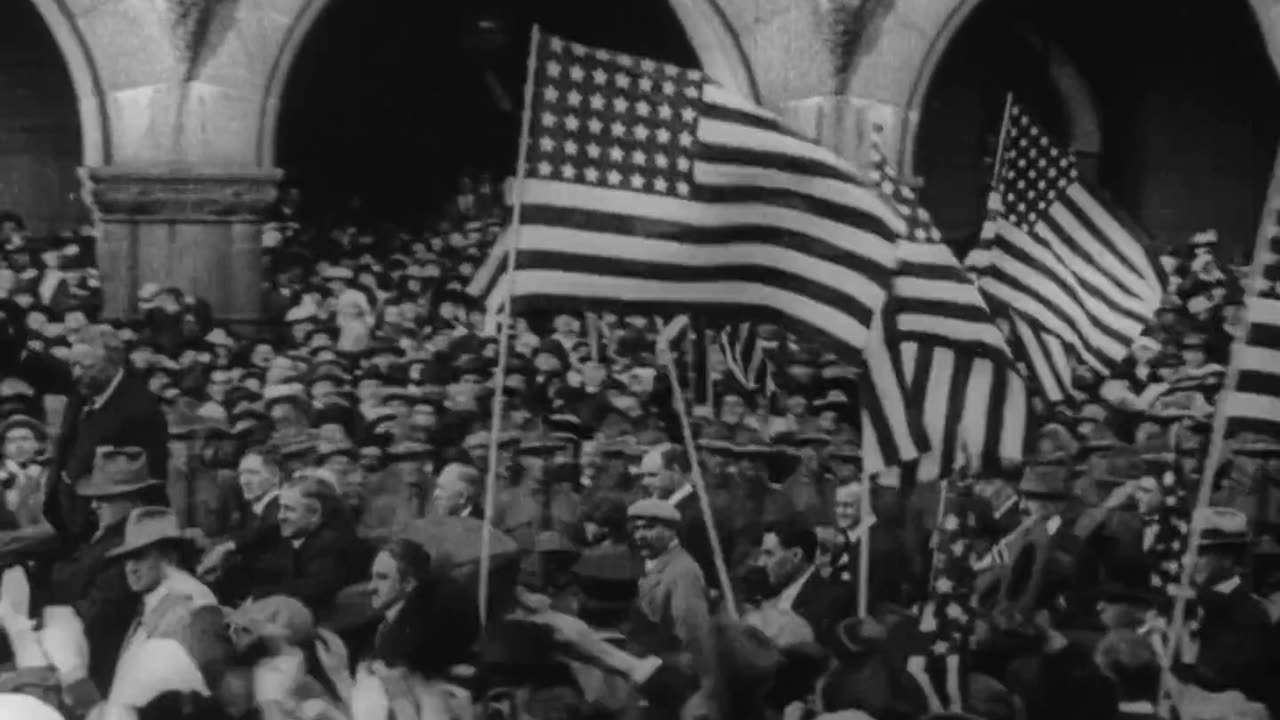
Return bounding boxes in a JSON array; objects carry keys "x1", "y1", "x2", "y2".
[
  {"x1": 106, "y1": 532, "x2": 192, "y2": 559},
  {"x1": 75, "y1": 477, "x2": 163, "y2": 498}
]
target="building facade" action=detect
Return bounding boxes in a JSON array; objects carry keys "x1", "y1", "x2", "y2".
[{"x1": 6, "y1": 0, "x2": 1280, "y2": 321}]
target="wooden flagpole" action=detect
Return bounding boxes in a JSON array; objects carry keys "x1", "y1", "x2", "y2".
[
  {"x1": 990, "y1": 93, "x2": 1015, "y2": 188},
  {"x1": 478, "y1": 24, "x2": 541, "y2": 628},
  {"x1": 1157, "y1": 163, "x2": 1280, "y2": 717},
  {"x1": 657, "y1": 318, "x2": 739, "y2": 618}
]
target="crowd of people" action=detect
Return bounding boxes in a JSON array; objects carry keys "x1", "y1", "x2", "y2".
[{"x1": 0, "y1": 171, "x2": 1273, "y2": 720}]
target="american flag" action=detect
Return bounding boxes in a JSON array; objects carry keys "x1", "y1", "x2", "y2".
[
  {"x1": 914, "y1": 479, "x2": 980, "y2": 709},
  {"x1": 1221, "y1": 205, "x2": 1280, "y2": 438},
  {"x1": 860, "y1": 155, "x2": 1028, "y2": 481},
  {"x1": 970, "y1": 101, "x2": 1162, "y2": 373},
  {"x1": 469, "y1": 32, "x2": 902, "y2": 351},
  {"x1": 471, "y1": 32, "x2": 922, "y2": 464},
  {"x1": 1006, "y1": 307, "x2": 1078, "y2": 405}
]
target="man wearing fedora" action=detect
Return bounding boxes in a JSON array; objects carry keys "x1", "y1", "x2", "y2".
[
  {"x1": 1173, "y1": 507, "x2": 1273, "y2": 708},
  {"x1": 47, "y1": 446, "x2": 169, "y2": 692},
  {"x1": 104, "y1": 505, "x2": 216, "y2": 697}
]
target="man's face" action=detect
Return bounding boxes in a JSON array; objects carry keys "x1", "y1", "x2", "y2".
[
  {"x1": 1133, "y1": 476, "x2": 1162, "y2": 515},
  {"x1": 3, "y1": 428, "x2": 39, "y2": 463},
  {"x1": 69, "y1": 342, "x2": 117, "y2": 397},
  {"x1": 369, "y1": 550, "x2": 414, "y2": 614},
  {"x1": 124, "y1": 548, "x2": 168, "y2": 594},
  {"x1": 639, "y1": 451, "x2": 675, "y2": 499},
  {"x1": 251, "y1": 343, "x2": 275, "y2": 368},
  {"x1": 237, "y1": 454, "x2": 275, "y2": 502},
  {"x1": 757, "y1": 531, "x2": 803, "y2": 588},
  {"x1": 720, "y1": 395, "x2": 746, "y2": 425},
  {"x1": 1181, "y1": 347, "x2": 1206, "y2": 369},
  {"x1": 629, "y1": 519, "x2": 675, "y2": 559},
  {"x1": 432, "y1": 475, "x2": 470, "y2": 516},
  {"x1": 277, "y1": 487, "x2": 320, "y2": 539},
  {"x1": 834, "y1": 483, "x2": 862, "y2": 530}
]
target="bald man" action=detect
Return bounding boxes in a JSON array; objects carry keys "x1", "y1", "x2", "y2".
[{"x1": 432, "y1": 463, "x2": 480, "y2": 519}]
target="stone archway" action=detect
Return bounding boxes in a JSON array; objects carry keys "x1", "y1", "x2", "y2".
[
  {"x1": 26, "y1": 0, "x2": 108, "y2": 166},
  {"x1": 255, "y1": 0, "x2": 759, "y2": 167},
  {"x1": 851, "y1": 0, "x2": 1280, "y2": 179}
]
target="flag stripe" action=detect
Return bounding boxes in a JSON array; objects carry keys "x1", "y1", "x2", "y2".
[
  {"x1": 1224, "y1": 294, "x2": 1280, "y2": 437},
  {"x1": 1011, "y1": 309, "x2": 1076, "y2": 404}
]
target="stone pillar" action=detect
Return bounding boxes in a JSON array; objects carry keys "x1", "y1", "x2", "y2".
[
  {"x1": 80, "y1": 166, "x2": 281, "y2": 324},
  {"x1": 777, "y1": 94, "x2": 912, "y2": 173}
]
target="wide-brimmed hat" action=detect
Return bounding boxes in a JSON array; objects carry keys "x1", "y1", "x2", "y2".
[
  {"x1": 1194, "y1": 507, "x2": 1253, "y2": 548},
  {"x1": 1018, "y1": 462, "x2": 1071, "y2": 500},
  {"x1": 106, "y1": 506, "x2": 194, "y2": 558},
  {"x1": 0, "y1": 414, "x2": 44, "y2": 442},
  {"x1": 75, "y1": 446, "x2": 162, "y2": 498},
  {"x1": 1229, "y1": 432, "x2": 1280, "y2": 457}
]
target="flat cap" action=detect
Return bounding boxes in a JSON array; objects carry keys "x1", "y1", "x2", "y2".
[{"x1": 627, "y1": 498, "x2": 681, "y2": 524}]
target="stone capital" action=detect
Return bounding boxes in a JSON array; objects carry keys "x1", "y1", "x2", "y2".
[
  {"x1": 80, "y1": 166, "x2": 283, "y2": 223},
  {"x1": 776, "y1": 94, "x2": 916, "y2": 177}
]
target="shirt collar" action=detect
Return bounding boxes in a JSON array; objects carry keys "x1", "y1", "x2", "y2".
[
  {"x1": 252, "y1": 489, "x2": 279, "y2": 518},
  {"x1": 90, "y1": 370, "x2": 125, "y2": 410},
  {"x1": 774, "y1": 565, "x2": 815, "y2": 611},
  {"x1": 1211, "y1": 575, "x2": 1242, "y2": 594},
  {"x1": 667, "y1": 483, "x2": 693, "y2": 507},
  {"x1": 1046, "y1": 514, "x2": 1063, "y2": 536},
  {"x1": 995, "y1": 494, "x2": 1019, "y2": 518},
  {"x1": 1117, "y1": 700, "x2": 1156, "y2": 714}
]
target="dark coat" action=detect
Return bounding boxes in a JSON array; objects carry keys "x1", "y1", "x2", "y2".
[
  {"x1": 829, "y1": 522, "x2": 908, "y2": 612},
  {"x1": 9, "y1": 352, "x2": 168, "y2": 543},
  {"x1": 787, "y1": 569, "x2": 855, "y2": 644},
  {"x1": 49, "y1": 518, "x2": 135, "y2": 691},
  {"x1": 372, "y1": 572, "x2": 479, "y2": 677},
  {"x1": 674, "y1": 489, "x2": 734, "y2": 592},
  {"x1": 1176, "y1": 577, "x2": 1273, "y2": 705},
  {"x1": 249, "y1": 520, "x2": 372, "y2": 613}
]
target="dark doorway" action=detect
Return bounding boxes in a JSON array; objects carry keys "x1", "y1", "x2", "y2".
[
  {"x1": 275, "y1": 0, "x2": 700, "y2": 228},
  {"x1": 916, "y1": 0, "x2": 1280, "y2": 263},
  {"x1": 0, "y1": 1, "x2": 83, "y2": 234}
]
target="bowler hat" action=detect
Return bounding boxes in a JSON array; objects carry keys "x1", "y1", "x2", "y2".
[
  {"x1": 75, "y1": 447, "x2": 162, "y2": 498},
  {"x1": 107, "y1": 506, "x2": 193, "y2": 559},
  {"x1": 1018, "y1": 462, "x2": 1071, "y2": 500}
]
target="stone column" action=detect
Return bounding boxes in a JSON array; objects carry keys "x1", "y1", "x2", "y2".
[
  {"x1": 778, "y1": 94, "x2": 911, "y2": 173},
  {"x1": 80, "y1": 166, "x2": 281, "y2": 324}
]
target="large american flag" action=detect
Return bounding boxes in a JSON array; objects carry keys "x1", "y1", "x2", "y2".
[
  {"x1": 861, "y1": 156, "x2": 1028, "y2": 481},
  {"x1": 1222, "y1": 205, "x2": 1280, "y2": 438},
  {"x1": 970, "y1": 101, "x2": 1161, "y2": 372},
  {"x1": 471, "y1": 32, "x2": 923, "y2": 464},
  {"x1": 470, "y1": 32, "x2": 902, "y2": 352}
]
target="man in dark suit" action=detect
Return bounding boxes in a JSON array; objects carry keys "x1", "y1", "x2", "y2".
[
  {"x1": 53, "y1": 447, "x2": 168, "y2": 691},
  {"x1": 196, "y1": 446, "x2": 283, "y2": 601},
  {"x1": 639, "y1": 443, "x2": 732, "y2": 592},
  {"x1": 0, "y1": 318, "x2": 168, "y2": 545},
  {"x1": 757, "y1": 521, "x2": 855, "y2": 643},
  {"x1": 235, "y1": 475, "x2": 371, "y2": 614}
]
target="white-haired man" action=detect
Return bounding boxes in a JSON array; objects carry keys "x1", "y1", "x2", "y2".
[{"x1": 0, "y1": 321, "x2": 168, "y2": 545}]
